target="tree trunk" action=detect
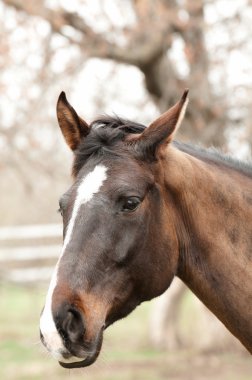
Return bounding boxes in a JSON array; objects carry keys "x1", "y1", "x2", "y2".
[
  {"x1": 149, "y1": 278, "x2": 184, "y2": 350},
  {"x1": 150, "y1": 279, "x2": 246, "y2": 352}
]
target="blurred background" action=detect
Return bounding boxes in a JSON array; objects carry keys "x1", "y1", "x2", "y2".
[{"x1": 0, "y1": 0, "x2": 252, "y2": 379}]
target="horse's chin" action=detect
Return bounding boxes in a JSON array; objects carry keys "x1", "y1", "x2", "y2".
[
  {"x1": 59, "y1": 330, "x2": 103, "y2": 369},
  {"x1": 59, "y1": 354, "x2": 97, "y2": 368}
]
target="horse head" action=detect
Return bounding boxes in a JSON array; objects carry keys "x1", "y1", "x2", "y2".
[{"x1": 40, "y1": 90, "x2": 189, "y2": 368}]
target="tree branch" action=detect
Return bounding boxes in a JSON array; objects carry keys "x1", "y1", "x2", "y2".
[{"x1": 3, "y1": 0, "x2": 174, "y2": 67}]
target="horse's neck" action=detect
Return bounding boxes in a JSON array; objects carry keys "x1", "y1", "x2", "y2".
[{"x1": 165, "y1": 147, "x2": 252, "y2": 353}]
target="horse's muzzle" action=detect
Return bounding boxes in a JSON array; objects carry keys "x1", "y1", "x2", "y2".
[
  {"x1": 57, "y1": 330, "x2": 103, "y2": 369},
  {"x1": 40, "y1": 302, "x2": 104, "y2": 368},
  {"x1": 57, "y1": 304, "x2": 103, "y2": 367},
  {"x1": 59, "y1": 348, "x2": 101, "y2": 369}
]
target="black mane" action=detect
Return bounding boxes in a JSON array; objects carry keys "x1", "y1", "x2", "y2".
[
  {"x1": 174, "y1": 141, "x2": 252, "y2": 178},
  {"x1": 73, "y1": 116, "x2": 146, "y2": 174},
  {"x1": 73, "y1": 115, "x2": 252, "y2": 178}
]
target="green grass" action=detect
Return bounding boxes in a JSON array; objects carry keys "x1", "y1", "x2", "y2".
[{"x1": 0, "y1": 283, "x2": 251, "y2": 380}]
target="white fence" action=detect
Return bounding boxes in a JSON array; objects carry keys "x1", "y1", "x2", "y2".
[{"x1": 0, "y1": 224, "x2": 62, "y2": 284}]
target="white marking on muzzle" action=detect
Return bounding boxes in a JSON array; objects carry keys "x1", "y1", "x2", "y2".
[{"x1": 40, "y1": 164, "x2": 107, "y2": 361}]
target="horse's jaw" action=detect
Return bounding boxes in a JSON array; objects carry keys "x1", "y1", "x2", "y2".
[
  {"x1": 59, "y1": 354, "x2": 97, "y2": 369},
  {"x1": 59, "y1": 330, "x2": 103, "y2": 369}
]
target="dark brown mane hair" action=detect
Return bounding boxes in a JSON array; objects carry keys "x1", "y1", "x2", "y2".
[
  {"x1": 73, "y1": 115, "x2": 252, "y2": 178},
  {"x1": 73, "y1": 116, "x2": 146, "y2": 175},
  {"x1": 174, "y1": 141, "x2": 252, "y2": 178}
]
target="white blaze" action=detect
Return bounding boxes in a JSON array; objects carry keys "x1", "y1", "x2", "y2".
[{"x1": 40, "y1": 165, "x2": 107, "y2": 362}]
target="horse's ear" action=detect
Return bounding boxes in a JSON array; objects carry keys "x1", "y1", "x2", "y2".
[
  {"x1": 128, "y1": 89, "x2": 189, "y2": 159},
  {"x1": 56, "y1": 92, "x2": 90, "y2": 151}
]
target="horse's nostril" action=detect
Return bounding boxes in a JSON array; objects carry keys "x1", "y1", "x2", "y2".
[{"x1": 61, "y1": 308, "x2": 86, "y2": 344}]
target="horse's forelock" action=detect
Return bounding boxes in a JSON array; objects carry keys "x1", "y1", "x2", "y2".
[{"x1": 72, "y1": 116, "x2": 146, "y2": 176}]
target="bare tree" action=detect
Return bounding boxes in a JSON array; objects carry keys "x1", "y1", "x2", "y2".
[
  {"x1": 0, "y1": 0, "x2": 234, "y2": 145},
  {"x1": 3, "y1": 0, "x2": 252, "y2": 159}
]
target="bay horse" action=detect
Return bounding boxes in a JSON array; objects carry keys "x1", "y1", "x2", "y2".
[{"x1": 40, "y1": 90, "x2": 252, "y2": 368}]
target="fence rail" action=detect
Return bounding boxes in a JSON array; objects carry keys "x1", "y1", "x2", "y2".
[
  {"x1": 0, "y1": 223, "x2": 62, "y2": 240},
  {"x1": 0, "y1": 224, "x2": 62, "y2": 284}
]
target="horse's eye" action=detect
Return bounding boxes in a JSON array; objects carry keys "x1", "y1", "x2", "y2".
[{"x1": 122, "y1": 197, "x2": 141, "y2": 212}]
